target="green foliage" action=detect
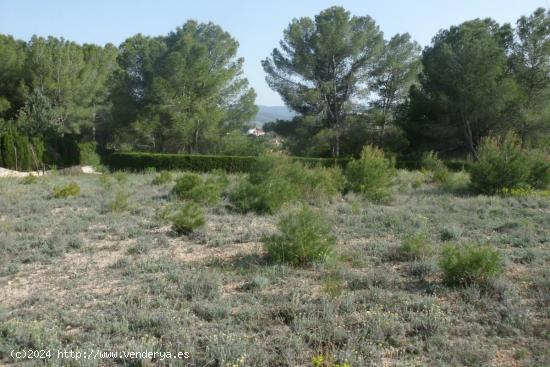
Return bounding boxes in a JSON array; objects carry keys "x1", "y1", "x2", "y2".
[
  {"x1": 1, "y1": 128, "x2": 16, "y2": 169},
  {"x1": 0, "y1": 128, "x2": 36, "y2": 171},
  {"x1": 14, "y1": 134, "x2": 31, "y2": 171},
  {"x1": 172, "y1": 172, "x2": 224, "y2": 205},
  {"x1": 113, "y1": 171, "x2": 128, "y2": 183},
  {"x1": 105, "y1": 190, "x2": 130, "y2": 212},
  {"x1": 111, "y1": 21, "x2": 257, "y2": 153},
  {"x1": 78, "y1": 142, "x2": 101, "y2": 167},
  {"x1": 345, "y1": 145, "x2": 396, "y2": 201},
  {"x1": 151, "y1": 171, "x2": 173, "y2": 185},
  {"x1": 20, "y1": 174, "x2": 38, "y2": 185},
  {"x1": 219, "y1": 131, "x2": 270, "y2": 156},
  {"x1": 229, "y1": 154, "x2": 343, "y2": 214},
  {"x1": 172, "y1": 173, "x2": 203, "y2": 198},
  {"x1": 470, "y1": 134, "x2": 531, "y2": 194},
  {"x1": 301, "y1": 166, "x2": 345, "y2": 199},
  {"x1": 108, "y1": 151, "x2": 348, "y2": 173},
  {"x1": 52, "y1": 182, "x2": 80, "y2": 198},
  {"x1": 403, "y1": 18, "x2": 519, "y2": 156},
  {"x1": 16, "y1": 88, "x2": 62, "y2": 137},
  {"x1": 421, "y1": 151, "x2": 450, "y2": 183},
  {"x1": 526, "y1": 149, "x2": 550, "y2": 189},
  {"x1": 440, "y1": 244, "x2": 504, "y2": 286},
  {"x1": 400, "y1": 233, "x2": 434, "y2": 260},
  {"x1": 440, "y1": 171, "x2": 471, "y2": 193},
  {"x1": 43, "y1": 135, "x2": 80, "y2": 168},
  {"x1": 264, "y1": 206, "x2": 335, "y2": 266},
  {"x1": 170, "y1": 202, "x2": 206, "y2": 234},
  {"x1": 230, "y1": 176, "x2": 295, "y2": 214},
  {"x1": 510, "y1": 8, "x2": 550, "y2": 145},
  {"x1": 263, "y1": 6, "x2": 419, "y2": 157}
]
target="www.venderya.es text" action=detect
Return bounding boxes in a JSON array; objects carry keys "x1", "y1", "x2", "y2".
[{"x1": 11, "y1": 349, "x2": 190, "y2": 361}]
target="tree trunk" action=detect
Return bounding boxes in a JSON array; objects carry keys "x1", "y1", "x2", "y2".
[{"x1": 463, "y1": 117, "x2": 478, "y2": 159}]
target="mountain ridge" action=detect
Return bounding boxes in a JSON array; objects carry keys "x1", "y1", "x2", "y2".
[{"x1": 251, "y1": 105, "x2": 295, "y2": 126}]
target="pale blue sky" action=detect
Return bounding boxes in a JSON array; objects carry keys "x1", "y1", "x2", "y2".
[{"x1": 1, "y1": 0, "x2": 548, "y2": 105}]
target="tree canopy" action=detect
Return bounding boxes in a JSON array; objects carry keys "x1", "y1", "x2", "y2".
[
  {"x1": 263, "y1": 6, "x2": 421, "y2": 157},
  {"x1": 111, "y1": 21, "x2": 257, "y2": 153}
]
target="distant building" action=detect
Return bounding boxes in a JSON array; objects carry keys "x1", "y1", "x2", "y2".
[{"x1": 247, "y1": 127, "x2": 266, "y2": 137}]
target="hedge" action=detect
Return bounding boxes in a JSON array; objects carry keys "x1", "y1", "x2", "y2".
[{"x1": 107, "y1": 152, "x2": 350, "y2": 173}]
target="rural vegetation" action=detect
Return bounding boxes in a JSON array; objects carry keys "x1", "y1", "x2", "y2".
[{"x1": 0, "y1": 5, "x2": 549, "y2": 367}]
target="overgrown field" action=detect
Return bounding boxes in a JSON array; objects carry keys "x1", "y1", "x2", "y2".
[{"x1": 0, "y1": 170, "x2": 549, "y2": 366}]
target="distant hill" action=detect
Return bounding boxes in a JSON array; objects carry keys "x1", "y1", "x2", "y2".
[{"x1": 251, "y1": 105, "x2": 295, "y2": 126}]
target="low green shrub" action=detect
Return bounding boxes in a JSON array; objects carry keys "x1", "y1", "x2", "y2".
[
  {"x1": 470, "y1": 134, "x2": 531, "y2": 195},
  {"x1": 440, "y1": 171, "x2": 470, "y2": 192},
  {"x1": 395, "y1": 170, "x2": 428, "y2": 191},
  {"x1": 421, "y1": 151, "x2": 450, "y2": 184},
  {"x1": 301, "y1": 166, "x2": 345, "y2": 199},
  {"x1": 151, "y1": 171, "x2": 173, "y2": 185},
  {"x1": 170, "y1": 202, "x2": 205, "y2": 234},
  {"x1": 78, "y1": 142, "x2": 101, "y2": 167},
  {"x1": 345, "y1": 145, "x2": 396, "y2": 202},
  {"x1": 98, "y1": 174, "x2": 112, "y2": 190},
  {"x1": 172, "y1": 172, "x2": 223, "y2": 205},
  {"x1": 230, "y1": 154, "x2": 342, "y2": 214},
  {"x1": 52, "y1": 182, "x2": 80, "y2": 198},
  {"x1": 105, "y1": 190, "x2": 130, "y2": 212},
  {"x1": 399, "y1": 233, "x2": 434, "y2": 260},
  {"x1": 440, "y1": 244, "x2": 504, "y2": 286},
  {"x1": 264, "y1": 206, "x2": 335, "y2": 266},
  {"x1": 526, "y1": 149, "x2": 550, "y2": 189},
  {"x1": 20, "y1": 174, "x2": 38, "y2": 185},
  {"x1": 113, "y1": 171, "x2": 128, "y2": 183},
  {"x1": 408, "y1": 259, "x2": 438, "y2": 281},
  {"x1": 440, "y1": 224, "x2": 462, "y2": 241}
]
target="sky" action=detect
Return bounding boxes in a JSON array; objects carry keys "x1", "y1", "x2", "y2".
[{"x1": 1, "y1": 0, "x2": 548, "y2": 106}]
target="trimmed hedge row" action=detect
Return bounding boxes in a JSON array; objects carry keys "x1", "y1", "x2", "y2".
[{"x1": 107, "y1": 152, "x2": 350, "y2": 173}]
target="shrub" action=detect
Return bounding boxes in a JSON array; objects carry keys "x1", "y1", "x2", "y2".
[
  {"x1": 440, "y1": 171, "x2": 470, "y2": 192},
  {"x1": 399, "y1": 233, "x2": 434, "y2": 260},
  {"x1": 264, "y1": 206, "x2": 335, "y2": 266},
  {"x1": 52, "y1": 182, "x2": 80, "y2": 198},
  {"x1": 395, "y1": 170, "x2": 428, "y2": 191},
  {"x1": 229, "y1": 154, "x2": 345, "y2": 214},
  {"x1": 345, "y1": 145, "x2": 396, "y2": 201},
  {"x1": 151, "y1": 170, "x2": 173, "y2": 185},
  {"x1": 230, "y1": 175, "x2": 296, "y2": 214},
  {"x1": 105, "y1": 190, "x2": 130, "y2": 212},
  {"x1": 78, "y1": 142, "x2": 101, "y2": 167},
  {"x1": 408, "y1": 259, "x2": 437, "y2": 281},
  {"x1": 440, "y1": 224, "x2": 462, "y2": 241},
  {"x1": 421, "y1": 151, "x2": 450, "y2": 183},
  {"x1": 170, "y1": 202, "x2": 205, "y2": 234},
  {"x1": 113, "y1": 171, "x2": 128, "y2": 183},
  {"x1": 179, "y1": 271, "x2": 220, "y2": 301},
  {"x1": 230, "y1": 155, "x2": 303, "y2": 213},
  {"x1": 98, "y1": 174, "x2": 112, "y2": 190},
  {"x1": 470, "y1": 134, "x2": 531, "y2": 195},
  {"x1": 526, "y1": 149, "x2": 550, "y2": 189},
  {"x1": 301, "y1": 166, "x2": 345, "y2": 199},
  {"x1": 172, "y1": 172, "x2": 222, "y2": 205},
  {"x1": 440, "y1": 244, "x2": 504, "y2": 286},
  {"x1": 20, "y1": 174, "x2": 38, "y2": 185}
]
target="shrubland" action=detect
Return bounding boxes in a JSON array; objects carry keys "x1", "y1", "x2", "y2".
[{"x1": 0, "y1": 168, "x2": 548, "y2": 366}]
